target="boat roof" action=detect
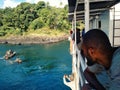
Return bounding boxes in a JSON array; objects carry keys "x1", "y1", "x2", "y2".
[{"x1": 68, "y1": 0, "x2": 120, "y2": 21}]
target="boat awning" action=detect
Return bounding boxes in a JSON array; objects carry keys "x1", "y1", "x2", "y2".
[{"x1": 68, "y1": 0, "x2": 120, "y2": 21}]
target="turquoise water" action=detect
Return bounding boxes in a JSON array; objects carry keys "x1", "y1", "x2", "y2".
[{"x1": 0, "y1": 41, "x2": 71, "y2": 90}]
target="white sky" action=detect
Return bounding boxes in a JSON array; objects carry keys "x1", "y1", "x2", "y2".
[{"x1": 1, "y1": 0, "x2": 68, "y2": 8}]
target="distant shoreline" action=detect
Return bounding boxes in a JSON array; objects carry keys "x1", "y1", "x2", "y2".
[{"x1": 0, "y1": 35, "x2": 68, "y2": 44}]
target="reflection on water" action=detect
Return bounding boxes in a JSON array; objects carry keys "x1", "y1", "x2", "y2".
[{"x1": 0, "y1": 41, "x2": 71, "y2": 90}]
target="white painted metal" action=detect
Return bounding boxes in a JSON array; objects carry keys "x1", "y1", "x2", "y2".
[
  {"x1": 68, "y1": 8, "x2": 107, "y2": 15},
  {"x1": 78, "y1": 0, "x2": 113, "y2": 3},
  {"x1": 85, "y1": 0, "x2": 89, "y2": 32}
]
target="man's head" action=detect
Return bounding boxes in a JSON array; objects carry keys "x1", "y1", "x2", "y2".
[{"x1": 81, "y1": 29, "x2": 112, "y2": 67}]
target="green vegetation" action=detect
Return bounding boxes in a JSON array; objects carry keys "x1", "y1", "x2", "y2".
[{"x1": 0, "y1": 1, "x2": 71, "y2": 37}]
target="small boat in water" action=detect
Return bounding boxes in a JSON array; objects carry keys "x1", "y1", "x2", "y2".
[{"x1": 4, "y1": 50, "x2": 16, "y2": 60}]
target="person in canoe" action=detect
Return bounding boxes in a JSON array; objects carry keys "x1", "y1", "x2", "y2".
[{"x1": 4, "y1": 49, "x2": 16, "y2": 60}]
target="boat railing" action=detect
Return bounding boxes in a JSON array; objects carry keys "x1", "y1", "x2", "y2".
[
  {"x1": 73, "y1": 43, "x2": 88, "y2": 90},
  {"x1": 63, "y1": 41, "x2": 88, "y2": 90}
]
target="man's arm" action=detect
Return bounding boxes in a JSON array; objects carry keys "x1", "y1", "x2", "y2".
[{"x1": 84, "y1": 67, "x2": 106, "y2": 90}]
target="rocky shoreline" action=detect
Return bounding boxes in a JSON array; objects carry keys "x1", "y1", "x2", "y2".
[{"x1": 0, "y1": 35, "x2": 68, "y2": 44}]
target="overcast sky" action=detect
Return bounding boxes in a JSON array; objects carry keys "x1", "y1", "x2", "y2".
[{"x1": 0, "y1": 0, "x2": 68, "y2": 8}]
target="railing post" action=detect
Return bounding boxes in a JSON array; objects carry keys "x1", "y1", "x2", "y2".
[
  {"x1": 85, "y1": 0, "x2": 89, "y2": 32},
  {"x1": 74, "y1": 11, "x2": 77, "y2": 44}
]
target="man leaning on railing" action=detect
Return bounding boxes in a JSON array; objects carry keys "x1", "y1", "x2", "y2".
[{"x1": 81, "y1": 29, "x2": 120, "y2": 90}]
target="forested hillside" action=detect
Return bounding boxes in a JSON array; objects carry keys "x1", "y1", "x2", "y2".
[{"x1": 0, "y1": 1, "x2": 71, "y2": 37}]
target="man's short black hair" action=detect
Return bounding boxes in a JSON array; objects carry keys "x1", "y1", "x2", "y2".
[{"x1": 82, "y1": 29, "x2": 111, "y2": 52}]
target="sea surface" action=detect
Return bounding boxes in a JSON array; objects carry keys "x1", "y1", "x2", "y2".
[{"x1": 0, "y1": 41, "x2": 71, "y2": 90}]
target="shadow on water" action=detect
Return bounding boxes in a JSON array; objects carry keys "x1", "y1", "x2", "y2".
[
  {"x1": 22, "y1": 62, "x2": 56, "y2": 75},
  {"x1": 41, "y1": 62, "x2": 55, "y2": 70}
]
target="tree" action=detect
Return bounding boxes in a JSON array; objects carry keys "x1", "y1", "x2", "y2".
[
  {"x1": 0, "y1": 9, "x2": 3, "y2": 26},
  {"x1": 34, "y1": 1, "x2": 46, "y2": 10},
  {"x1": 13, "y1": 2, "x2": 38, "y2": 32},
  {"x1": 38, "y1": 8, "x2": 51, "y2": 26},
  {"x1": 29, "y1": 18, "x2": 44, "y2": 30},
  {"x1": 0, "y1": 1, "x2": 71, "y2": 36}
]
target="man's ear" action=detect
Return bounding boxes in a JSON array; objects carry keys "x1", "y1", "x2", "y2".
[{"x1": 88, "y1": 47, "x2": 95, "y2": 56}]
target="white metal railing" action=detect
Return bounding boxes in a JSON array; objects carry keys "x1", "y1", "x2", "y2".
[
  {"x1": 74, "y1": 43, "x2": 88, "y2": 89},
  {"x1": 64, "y1": 0, "x2": 89, "y2": 89},
  {"x1": 63, "y1": 41, "x2": 88, "y2": 90}
]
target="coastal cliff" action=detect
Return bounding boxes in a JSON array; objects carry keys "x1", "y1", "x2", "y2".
[{"x1": 0, "y1": 34, "x2": 68, "y2": 44}]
